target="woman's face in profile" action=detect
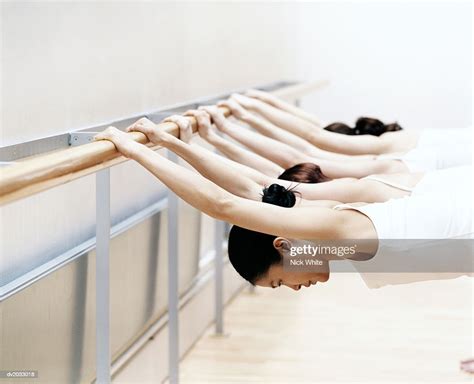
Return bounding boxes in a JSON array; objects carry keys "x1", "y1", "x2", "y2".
[
  {"x1": 254, "y1": 237, "x2": 331, "y2": 290},
  {"x1": 255, "y1": 262, "x2": 330, "y2": 291}
]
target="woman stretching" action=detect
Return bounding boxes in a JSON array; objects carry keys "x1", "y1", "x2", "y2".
[
  {"x1": 93, "y1": 116, "x2": 472, "y2": 291},
  {"x1": 229, "y1": 92, "x2": 472, "y2": 168},
  {"x1": 246, "y1": 88, "x2": 402, "y2": 135}
]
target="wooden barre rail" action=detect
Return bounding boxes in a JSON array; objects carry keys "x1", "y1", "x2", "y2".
[{"x1": 0, "y1": 80, "x2": 328, "y2": 206}]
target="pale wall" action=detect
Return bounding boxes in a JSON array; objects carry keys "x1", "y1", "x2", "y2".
[
  {"x1": 1, "y1": 2, "x2": 471, "y2": 145},
  {"x1": 1, "y1": 1, "x2": 300, "y2": 145},
  {"x1": 295, "y1": 1, "x2": 472, "y2": 130}
]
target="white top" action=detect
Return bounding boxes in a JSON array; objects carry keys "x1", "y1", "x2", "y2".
[
  {"x1": 417, "y1": 127, "x2": 472, "y2": 149},
  {"x1": 361, "y1": 175, "x2": 414, "y2": 192},
  {"x1": 334, "y1": 166, "x2": 473, "y2": 288},
  {"x1": 378, "y1": 128, "x2": 472, "y2": 172}
]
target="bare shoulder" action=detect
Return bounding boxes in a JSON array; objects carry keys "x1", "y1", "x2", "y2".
[
  {"x1": 334, "y1": 205, "x2": 378, "y2": 240},
  {"x1": 298, "y1": 203, "x2": 375, "y2": 240}
]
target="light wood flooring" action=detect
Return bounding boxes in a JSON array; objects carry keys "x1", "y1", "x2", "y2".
[{"x1": 176, "y1": 273, "x2": 473, "y2": 383}]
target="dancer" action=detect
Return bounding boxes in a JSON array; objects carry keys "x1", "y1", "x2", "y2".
[
  {"x1": 246, "y1": 88, "x2": 402, "y2": 136},
  {"x1": 247, "y1": 89, "x2": 403, "y2": 136},
  {"x1": 231, "y1": 92, "x2": 472, "y2": 165}
]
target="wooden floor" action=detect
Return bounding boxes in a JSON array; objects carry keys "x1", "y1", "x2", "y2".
[{"x1": 176, "y1": 273, "x2": 473, "y2": 384}]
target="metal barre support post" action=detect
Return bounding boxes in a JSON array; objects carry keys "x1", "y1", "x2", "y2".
[
  {"x1": 167, "y1": 150, "x2": 180, "y2": 384},
  {"x1": 96, "y1": 169, "x2": 111, "y2": 383}
]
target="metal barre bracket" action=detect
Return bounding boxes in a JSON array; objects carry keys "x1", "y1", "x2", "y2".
[
  {"x1": 67, "y1": 113, "x2": 174, "y2": 147},
  {"x1": 69, "y1": 132, "x2": 101, "y2": 147}
]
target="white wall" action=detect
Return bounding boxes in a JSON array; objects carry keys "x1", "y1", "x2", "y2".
[
  {"x1": 1, "y1": 2, "x2": 471, "y2": 145},
  {"x1": 295, "y1": 1, "x2": 472, "y2": 131},
  {"x1": 1, "y1": 1, "x2": 300, "y2": 145}
]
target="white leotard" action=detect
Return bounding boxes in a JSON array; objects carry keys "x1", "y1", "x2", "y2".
[
  {"x1": 334, "y1": 166, "x2": 473, "y2": 288},
  {"x1": 378, "y1": 128, "x2": 472, "y2": 172},
  {"x1": 361, "y1": 175, "x2": 414, "y2": 192},
  {"x1": 417, "y1": 127, "x2": 472, "y2": 149}
]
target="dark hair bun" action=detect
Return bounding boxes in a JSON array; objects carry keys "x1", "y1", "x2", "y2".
[
  {"x1": 278, "y1": 162, "x2": 330, "y2": 184},
  {"x1": 355, "y1": 117, "x2": 385, "y2": 136},
  {"x1": 262, "y1": 183, "x2": 296, "y2": 208},
  {"x1": 324, "y1": 117, "x2": 403, "y2": 136}
]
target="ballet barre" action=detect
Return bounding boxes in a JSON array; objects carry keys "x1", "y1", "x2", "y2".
[{"x1": 0, "y1": 80, "x2": 327, "y2": 207}]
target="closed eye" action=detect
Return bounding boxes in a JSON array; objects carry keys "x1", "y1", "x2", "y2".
[{"x1": 271, "y1": 281, "x2": 283, "y2": 289}]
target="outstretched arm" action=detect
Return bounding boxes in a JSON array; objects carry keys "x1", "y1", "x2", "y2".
[
  {"x1": 233, "y1": 94, "x2": 396, "y2": 155},
  {"x1": 93, "y1": 127, "x2": 235, "y2": 221},
  {"x1": 130, "y1": 114, "x2": 264, "y2": 201},
  {"x1": 231, "y1": 93, "x2": 321, "y2": 140},
  {"x1": 93, "y1": 127, "x2": 369, "y2": 240},
  {"x1": 246, "y1": 88, "x2": 325, "y2": 127},
  {"x1": 204, "y1": 132, "x2": 283, "y2": 181},
  {"x1": 215, "y1": 99, "x2": 322, "y2": 155},
  {"x1": 182, "y1": 109, "x2": 283, "y2": 178},
  {"x1": 218, "y1": 99, "x2": 376, "y2": 162},
  {"x1": 201, "y1": 105, "x2": 313, "y2": 169}
]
